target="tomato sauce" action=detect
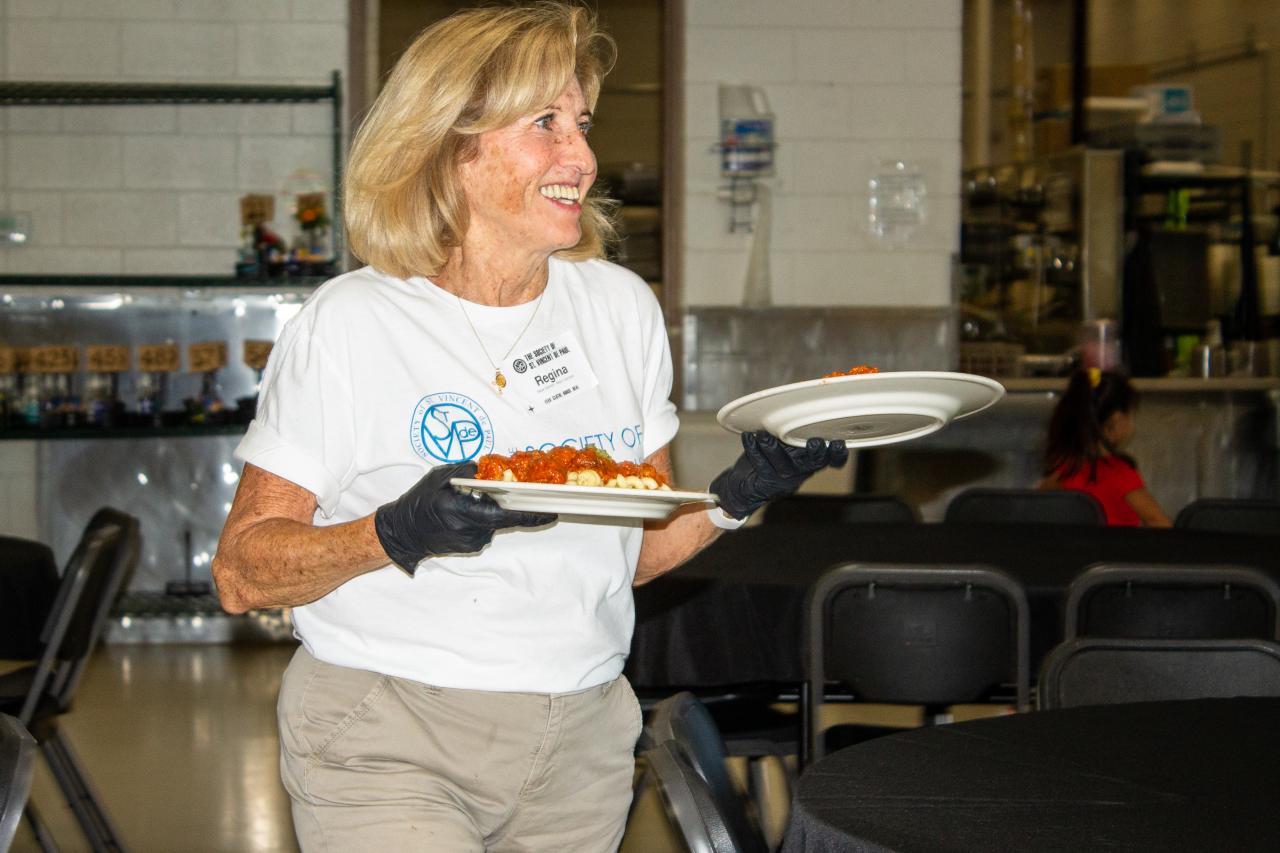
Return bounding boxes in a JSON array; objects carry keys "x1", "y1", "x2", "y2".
[
  {"x1": 822, "y1": 365, "x2": 880, "y2": 378},
  {"x1": 475, "y1": 447, "x2": 671, "y2": 489}
]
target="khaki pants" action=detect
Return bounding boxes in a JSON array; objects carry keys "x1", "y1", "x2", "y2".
[{"x1": 278, "y1": 647, "x2": 643, "y2": 852}]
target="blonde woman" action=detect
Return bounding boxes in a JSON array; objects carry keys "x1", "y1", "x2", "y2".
[{"x1": 213, "y1": 3, "x2": 845, "y2": 849}]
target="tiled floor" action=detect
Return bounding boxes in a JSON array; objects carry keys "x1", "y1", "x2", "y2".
[
  {"x1": 7, "y1": 643, "x2": 1007, "y2": 852},
  {"x1": 9, "y1": 644, "x2": 300, "y2": 853},
  {"x1": 6, "y1": 643, "x2": 688, "y2": 853}
]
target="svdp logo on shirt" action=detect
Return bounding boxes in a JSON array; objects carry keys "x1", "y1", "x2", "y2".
[{"x1": 409, "y1": 393, "x2": 494, "y2": 463}]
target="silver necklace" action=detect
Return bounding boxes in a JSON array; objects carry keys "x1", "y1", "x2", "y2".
[{"x1": 455, "y1": 287, "x2": 546, "y2": 394}]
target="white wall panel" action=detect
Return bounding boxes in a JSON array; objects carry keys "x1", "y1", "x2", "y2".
[
  {"x1": 235, "y1": 23, "x2": 346, "y2": 80},
  {"x1": 173, "y1": 0, "x2": 290, "y2": 21},
  {"x1": 794, "y1": 29, "x2": 907, "y2": 84},
  {"x1": 0, "y1": 442, "x2": 39, "y2": 539},
  {"x1": 5, "y1": 20, "x2": 120, "y2": 77},
  {"x1": 8, "y1": 135, "x2": 123, "y2": 189},
  {"x1": 0, "y1": 0, "x2": 348, "y2": 276},
  {"x1": 63, "y1": 191, "x2": 178, "y2": 246},
  {"x1": 684, "y1": 27, "x2": 796, "y2": 84},
  {"x1": 121, "y1": 22, "x2": 237, "y2": 79},
  {"x1": 683, "y1": 0, "x2": 961, "y2": 308}
]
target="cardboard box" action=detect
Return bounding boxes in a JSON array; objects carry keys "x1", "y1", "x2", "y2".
[{"x1": 1036, "y1": 63, "x2": 1151, "y2": 114}]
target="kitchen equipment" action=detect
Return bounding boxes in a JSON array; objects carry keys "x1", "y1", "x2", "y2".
[
  {"x1": 1190, "y1": 343, "x2": 1226, "y2": 378},
  {"x1": 1229, "y1": 340, "x2": 1260, "y2": 377}
]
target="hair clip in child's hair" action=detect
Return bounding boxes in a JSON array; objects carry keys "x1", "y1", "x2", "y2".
[{"x1": 1087, "y1": 367, "x2": 1101, "y2": 388}]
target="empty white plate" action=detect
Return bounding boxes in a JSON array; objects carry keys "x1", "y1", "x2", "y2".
[{"x1": 716, "y1": 371, "x2": 1006, "y2": 449}]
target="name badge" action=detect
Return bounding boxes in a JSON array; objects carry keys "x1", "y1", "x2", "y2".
[{"x1": 506, "y1": 330, "x2": 599, "y2": 412}]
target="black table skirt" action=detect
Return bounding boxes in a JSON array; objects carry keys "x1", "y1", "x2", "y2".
[
  {"x1": 626, "y1": 522, "x2": 1280, "y2": 690},
  {"x1": 781, "y1": 698, "x2": 1280, "y2": 853},
  {"x1": 0, "y1": 535, "x2": 58, "y2": 660}
]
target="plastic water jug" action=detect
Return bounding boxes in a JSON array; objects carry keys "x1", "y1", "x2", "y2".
[{"x1": 719, "y1": 84, "x2": 774, "y2": 178}]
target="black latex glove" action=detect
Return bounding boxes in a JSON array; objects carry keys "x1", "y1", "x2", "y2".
[
  {"x1": 374, "y1": 461, "x2": 556, "y2": 574},
  {"x1": 710, "y1": 431, "x2": 849, "y2": 520}
]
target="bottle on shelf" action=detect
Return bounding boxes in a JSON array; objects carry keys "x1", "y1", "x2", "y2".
[
  {"x1": 85, "y1": 344, "x2": 129, "y2": 427},
  {"x1": 239, "y1": 339, "x2": 274, "y2": 422},
  {"x1": 30, "y1": 345, "x2": 81, "y2": 428},
  {"x1": 185, "y1": 341, "x2": 228, "y2": 425},
  {"x1": 15, "y1": 349, "x2": 40, "y2": 428},
  {"x1": 0, "y1": 346, "x2": 16, "y2": 428},
  {"x1": 136, "y1": 342, "x2": 180, "y2": 427}
]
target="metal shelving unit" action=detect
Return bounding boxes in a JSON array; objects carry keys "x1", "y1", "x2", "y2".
[
  {"x1": 0, "y1": 70, "x2": 345, "y2": 264},
  {"x1": 0, "y1": 423, "x2": 247, "y2": 441},
  {"x1": 0, "y1": 274, "x2": 331, "y2": 289},
  {"x1": 1122, "y1": 159, "x2": 1280, "y2": 374},
  {"x1": 0, "y1": 75, "x2": 348, "y2": 620}
]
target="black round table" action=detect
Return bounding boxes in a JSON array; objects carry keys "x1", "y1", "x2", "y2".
[{"x1": 782, "y1": 698, "x2": 1280, "y2": 853}]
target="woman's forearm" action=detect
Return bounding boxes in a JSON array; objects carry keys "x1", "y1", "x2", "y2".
[
  {"x1": 632, "y1": 443, "x2": 724, "y2": 584},
  {"x1": 635, "y1": 504, "x2": 721, "y2": 585},
  {"x1": 213, "y1": 514, "x2": 388, "y2": 613},
  {"x1": 212, "y1": 463, "x2": 392, "y2": 614}
]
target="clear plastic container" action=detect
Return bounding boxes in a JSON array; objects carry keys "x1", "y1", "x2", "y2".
[{"x1": 1079, "y1": 318, "x2": 1120, "y2": 371}]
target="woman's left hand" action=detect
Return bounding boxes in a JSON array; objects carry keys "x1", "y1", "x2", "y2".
[{"x1": 709, "y1": 431, "x2": 848, "y2": 520}]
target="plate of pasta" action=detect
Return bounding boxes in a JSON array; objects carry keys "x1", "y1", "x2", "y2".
[
  {"x1": 716, "y1": 369, "x2": 1005, "y2": 449},
  {"x1": 451, "y1": 447, "x2": 716, "y2": 520}
]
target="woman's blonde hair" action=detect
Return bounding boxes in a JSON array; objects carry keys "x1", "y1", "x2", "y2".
[{"x1": 344, "y1": 2, "x2": 617, "y2": 279}]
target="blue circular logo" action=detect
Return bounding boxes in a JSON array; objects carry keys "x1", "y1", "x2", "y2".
[{"x1": 409, "y1": 393, "x2": 494, "y2": 463}]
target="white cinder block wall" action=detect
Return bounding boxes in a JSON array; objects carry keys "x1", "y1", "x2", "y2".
[
  {"x1": 682, "y1": 0, "x2": 962, "y2": 307},
  {"x1": 0, "y1": 0, "x2": 346, "y2": 538},
  {"x1": 0, "y1": 0, "x2": 348, "y2": 277}
]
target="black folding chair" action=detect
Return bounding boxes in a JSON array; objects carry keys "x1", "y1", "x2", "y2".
[
  {"x1": 644, "y1": 739, "x2": 755, "y2": 853},
  {"x1": 643, "y1": 693, "x2": 768, "y2": 853},
  {"x1": 944, "y1": 487, "x2": 1104, "y2": 525},
  {"x1": 763, "y1": 494, "x2": 917, "y2": 525},
  {"x1": 0, "y1": 536, "x2": 60, "y2": 660},
  {"x1": 0, "y1": 508, "x2": 140, "y2": 852},
  {"x1": 1174, "y1": 498, "x2": 1280, "y2": 535},
  {"x1": 1038, "y1": 637, "x2": 1280, "y2": 709},
  {"x1": 1065, "y1": 563, "x2": 1280, "y2": 641},
  {"x1": 803, "y1": 564, "x2": 1030, "y2": 765},
  {"x1": 1, "y1": 713, "x2": 37, "y2": 853}
]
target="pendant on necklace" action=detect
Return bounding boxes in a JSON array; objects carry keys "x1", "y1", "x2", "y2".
[{"x1": 493, "y1": 370, "x2": 507, "y2": 393}]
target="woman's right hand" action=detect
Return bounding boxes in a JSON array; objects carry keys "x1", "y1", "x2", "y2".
[
  {"x1": 374, "y1": 462, "x2": 556, "y2": 574},
  {"x1": 710, "y1": 431, "x2": 848, "y2": 520}
]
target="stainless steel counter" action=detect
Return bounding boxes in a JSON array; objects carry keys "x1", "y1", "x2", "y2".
[
  {"x1": 865, "y1": 376, "x2": 1280, "y2": 521},
  {"x1": 999, "y1": 377, "x2": 1280, "y2": 394}
]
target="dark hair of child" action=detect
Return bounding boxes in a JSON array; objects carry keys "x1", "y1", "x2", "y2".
[{"x1": 1042, "y1": 369, "x2": 1139, "y2": 482}]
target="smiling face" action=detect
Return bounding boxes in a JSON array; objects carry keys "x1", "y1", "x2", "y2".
[{"x1": 457, "y1": 78, "x2": 597, "y2": 263}]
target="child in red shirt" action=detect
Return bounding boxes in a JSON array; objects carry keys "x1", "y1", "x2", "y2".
[{"x1": 1037, "y1": 369, "x2": 1171, "y2": 527}]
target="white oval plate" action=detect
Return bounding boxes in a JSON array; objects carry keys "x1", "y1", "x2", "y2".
[
  {"x1": 451, "y1": 478, "x2": 717, "y2": 521},
  {"x1": 716, "y1": 371, "x2": 1006, "y2": 449}
]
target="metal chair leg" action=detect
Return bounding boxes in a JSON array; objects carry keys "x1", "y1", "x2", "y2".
[
  {"x1": 41, "y1": 730, "x2": 128, "y2": 852},
  {"x1": 22, "y1": 802, "x2": 61, "y2": 853},
  {"x1": 798, "y1": 681, "x2": 811, "y2": 770}
]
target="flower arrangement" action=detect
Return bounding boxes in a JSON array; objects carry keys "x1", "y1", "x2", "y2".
[{"x1": 294, "y1": 192, "x2": 329, "y2": 231}]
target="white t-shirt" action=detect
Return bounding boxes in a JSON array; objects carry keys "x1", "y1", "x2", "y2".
[{"x1": 234, "y1": 258, "x2": 679, "y2": 693}]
